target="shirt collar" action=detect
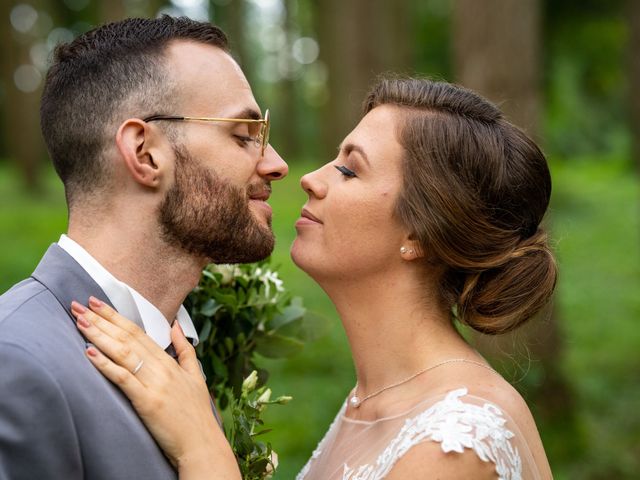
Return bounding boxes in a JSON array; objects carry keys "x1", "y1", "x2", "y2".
[{"x1": 58, "y1": 234, "x2": 198, "y2": 349}]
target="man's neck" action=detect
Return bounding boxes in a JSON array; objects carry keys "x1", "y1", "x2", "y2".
[{"x1": 67, "y1": 224, "x2": 205, "y2": 322}]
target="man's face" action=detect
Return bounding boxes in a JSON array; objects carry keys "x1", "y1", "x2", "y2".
[
  {"x1": 158, "y1": 144, "x2": 274, "y2": 263},
  {"x1": 157, "y1": 41, "x2": 288, "y2": 263}
]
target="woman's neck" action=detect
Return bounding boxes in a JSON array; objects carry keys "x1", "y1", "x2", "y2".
[{"x1": 319, "y1": 268, "x2": 476, "y2": 397}]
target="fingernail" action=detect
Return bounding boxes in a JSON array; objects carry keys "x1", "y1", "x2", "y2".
[
  {"x1": 89, "y1": 297, "x2": 104, "y2": 308},
  {"x1": 71, "y1": 301, "x2": 87, "y2": 314},
  {"x1": 86, "y1": 346, "x2": 98, "y2": 357},
  {"x1": 76, "y1": 315, "x2": 90, "y2": 328}
]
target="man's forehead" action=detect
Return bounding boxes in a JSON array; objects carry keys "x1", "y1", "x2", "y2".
[{"x1": 164, "y1": 40, "x2": 258, "y2": 114}]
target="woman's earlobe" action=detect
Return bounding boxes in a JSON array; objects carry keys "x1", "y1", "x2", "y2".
[{"x1": 400, "y1": 239, "x2": 424, "y2": 260}]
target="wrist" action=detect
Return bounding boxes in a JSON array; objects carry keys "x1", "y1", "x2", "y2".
[
  {"x1": 177, "y1": 445, "x2": 241, "y2": 480},
  {"x1": 176, "y1": 424, "x2": 241, "y2": 480}
]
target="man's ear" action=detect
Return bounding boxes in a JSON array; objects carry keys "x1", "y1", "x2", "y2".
[{"x1": 115, "y1": 119, "x2": 165, "y2": 188}]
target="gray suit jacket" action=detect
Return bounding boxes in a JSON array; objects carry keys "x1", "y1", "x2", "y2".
[{"x1": 0, "y1": 244, "x2": 177, "y2": 479}]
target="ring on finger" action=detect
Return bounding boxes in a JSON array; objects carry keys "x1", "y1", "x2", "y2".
[{"x1": 131, "y1": 359, "x2": 144, "y2": 375}]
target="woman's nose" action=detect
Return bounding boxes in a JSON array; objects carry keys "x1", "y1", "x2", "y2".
[{"x1": 300, "y1": 165, "x2": 328, "y2": 198}]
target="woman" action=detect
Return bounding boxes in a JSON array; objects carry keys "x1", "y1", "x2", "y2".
[{"x1": 72, "y1": 77, "x2": 556, "y2": 479}]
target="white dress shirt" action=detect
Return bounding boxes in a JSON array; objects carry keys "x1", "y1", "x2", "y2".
[{"x1": 58, "y1": 234, "x2": 198, "y2": 349}]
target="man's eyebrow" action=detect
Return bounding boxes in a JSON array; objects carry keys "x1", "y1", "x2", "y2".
[
  {"x1": 338, "y1": 142, "x2": 371, "y2": 167},
  {"x1": 227, "y1": 108, "x2": 263, "y2": 120}
]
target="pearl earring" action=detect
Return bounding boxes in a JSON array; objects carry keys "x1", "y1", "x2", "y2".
[{"x1": 400, "y1": 246, "x2": 407, "y2": 254}]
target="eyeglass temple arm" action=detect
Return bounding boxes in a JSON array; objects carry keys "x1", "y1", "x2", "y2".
[{"x1": 143, "y1": 115, "x2": 266, "y2": 123}]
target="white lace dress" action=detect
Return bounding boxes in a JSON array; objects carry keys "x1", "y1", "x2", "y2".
[{"x1": 296, "y1": 388, "x2": 542, "y2": 480}]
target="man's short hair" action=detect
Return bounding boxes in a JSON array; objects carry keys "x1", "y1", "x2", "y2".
[{"x1": 40, "y1": 16, "x2": 228, "y2": 207}]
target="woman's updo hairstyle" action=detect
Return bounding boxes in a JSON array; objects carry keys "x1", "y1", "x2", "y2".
[{"x1": 364, "y1": 77, "x2": 557, "y2": 335}]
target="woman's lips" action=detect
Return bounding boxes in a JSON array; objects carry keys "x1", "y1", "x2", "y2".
[{"x1": 296, "y1": 208, "x2": 322, "y2": 227}]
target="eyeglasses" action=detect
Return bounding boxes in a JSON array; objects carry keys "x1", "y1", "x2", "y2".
[{"x1": 143, "y1": 109, "x2": 270, "y2": 156}]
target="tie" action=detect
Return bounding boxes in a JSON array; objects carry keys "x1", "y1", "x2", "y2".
[{"x1": 165, "y1": 343, "x2": 179, "y2": 359}]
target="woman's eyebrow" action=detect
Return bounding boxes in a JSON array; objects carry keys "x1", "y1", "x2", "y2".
[{"x1": 338, "y1": 142, "x2": 370, "y2": 167}]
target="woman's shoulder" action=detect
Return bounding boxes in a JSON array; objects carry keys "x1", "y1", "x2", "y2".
[
  {"x1": 379, "y1": 378, "x2": 549, "y2": 480},
  {"x1": 384, "y1": 433, "x2": 498, "y2": 480},
  {"x1": 401, "y1": 387, "x2": 524, "y2": 474}
]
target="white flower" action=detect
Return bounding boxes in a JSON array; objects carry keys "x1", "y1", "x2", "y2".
[
  {"x1": 258, "y1": 268, "x2": 285, "y2": 300},
  {"x1": 212, "y1": 264, "x2": 240, "y2": 285},
  {"x1": 242, "y1": 370, "x2": 258, "y2": 392},
  {"x1": 265, "y1": 451, "x2": 279, "y2": 479},
  {"x1": 257, "y1": 388, "x2": 272, "y2": 404}
]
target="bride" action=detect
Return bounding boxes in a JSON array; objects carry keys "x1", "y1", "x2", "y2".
[{"x1": 72, "y1": 77, "x2": 556, "y2": 479}]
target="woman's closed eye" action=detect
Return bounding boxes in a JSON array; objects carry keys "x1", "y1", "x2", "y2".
[{"x1": 335, "y1": 165, "x2": 357, "y2": 178}]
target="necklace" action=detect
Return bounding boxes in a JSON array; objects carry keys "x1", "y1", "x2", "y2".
[{"x1": 349, "y1": 358, "x2": 495, "y2": 408}]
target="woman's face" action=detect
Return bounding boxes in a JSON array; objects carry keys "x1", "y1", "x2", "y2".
[{"x1": 291, "y1": 105, "x2": 409, "y2": 281}]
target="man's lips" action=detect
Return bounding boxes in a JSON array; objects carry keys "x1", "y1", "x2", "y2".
[
  {"x1": 248, "y1": 183, "x2": 272, "y2": 202},
  {"x1": 249, "y1": 192, "x2": 270, "y2": 201}
]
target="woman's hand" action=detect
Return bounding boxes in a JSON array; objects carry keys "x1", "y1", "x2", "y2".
[{"x1": 71, "y1": 297, "x2": 241, "y2": 480}]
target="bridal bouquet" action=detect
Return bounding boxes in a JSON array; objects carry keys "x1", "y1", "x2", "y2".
[{"x1": 185, "y1": 261, "x2": 323, "y2": 479}]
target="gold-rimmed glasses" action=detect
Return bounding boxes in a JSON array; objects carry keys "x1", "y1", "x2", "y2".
[{"x1": 143, "y1": 109, "x2": 270, "y2": 156}]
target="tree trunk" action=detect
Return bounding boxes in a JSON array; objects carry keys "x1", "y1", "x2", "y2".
[
  {"x1": 98, "y1": 0, "x2": 126, "y2": 23},
  {"x1": 314, "y1": 0, "x2": 412, "y2": 160},
  {"x1": 453, "y1": 0, "x2": 541, "y2": 136},
  {"x1": 0, "y1": 0, "x2": 48, "y2": 193},
  {"x1": 629, "y1": 0, "x2": 640, "y2": 172},
  {"x1": 276, "y1": 0, "x2": 300, "y2": 159},
  {"x1": 452, "y1": 0, "x2": 581, "y2": 459}
]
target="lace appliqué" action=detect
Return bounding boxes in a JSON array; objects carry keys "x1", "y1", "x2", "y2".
[
  {"x1": 297, "y1": 388, "x2": 522, "y2": 480},
  {"x1": 343, "y1": 388, "x2": 521, "y2": 480}
]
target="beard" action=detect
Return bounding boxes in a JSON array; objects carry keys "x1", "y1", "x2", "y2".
[{"x1": 158, "y1": 145, "x2": 275, "y2": 263}]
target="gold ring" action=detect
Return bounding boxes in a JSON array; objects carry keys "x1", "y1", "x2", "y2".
[{"x1": 131, "y1": 359, "x2": 144, "y2": 375}]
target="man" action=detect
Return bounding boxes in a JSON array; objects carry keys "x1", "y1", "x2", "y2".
[{"x1": 0, "y1": 16, "x2": 287, "y2": 479}]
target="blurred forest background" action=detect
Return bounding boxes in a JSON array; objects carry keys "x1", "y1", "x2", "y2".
[{"x1": 0, "y1": 0, "x2": 638, "y2": 478}]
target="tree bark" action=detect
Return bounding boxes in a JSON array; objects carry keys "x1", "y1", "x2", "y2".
[
  {"x1": 452, "y1": 0, "x2": 580, "y2": 458},
  {"x1": 314, "y1": 0, "x2": 412, "y2": 160},
  {"x1": 277, "y1": 0, "x2": 300, "y2": 159},
  {"x1": 629, "y1": 0, "x2": 640, "y2": 172},
  {"x1": 453, "y1": 0, "x2": 541, "y2": 136},
  {"x1": 0, "y1": 0, "x2": 48, "y2": 193},
  {"x1": 98, "y1": 0, "x2": 126, "y2": 23}
]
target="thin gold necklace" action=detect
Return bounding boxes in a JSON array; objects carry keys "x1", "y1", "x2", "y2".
[{"x1": 349, "y1": 358, "x2": 496, "y2": 408}]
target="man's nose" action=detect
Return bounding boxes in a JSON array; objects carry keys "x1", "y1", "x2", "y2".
[{"x1": 258, "y1": 145, "x2": 288, "y2": 181}]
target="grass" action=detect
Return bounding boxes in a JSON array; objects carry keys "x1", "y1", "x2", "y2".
[
  {"x1": 0, "y1": 156, "x2": 638, "y2": 479},
  {"x1": 548, "y1": 156, "x2": 640, "y2": 478},
  {"x1": 0, "y1": 163, "x2": 67, "y2": 291}
]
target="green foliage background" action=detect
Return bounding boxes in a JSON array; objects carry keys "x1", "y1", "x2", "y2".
[
  {"x1": 1, "y1": 0, "x2": 639, "y2": 479},
  {"x1": 1, "y1": 155, "x2": 637, "y2": 479}
]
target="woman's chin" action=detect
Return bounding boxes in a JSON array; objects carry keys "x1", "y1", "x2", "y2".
[
  {"x1": 289, "y1": 238, "x2": 307, "y2": 268},
  {"x1": 290, "y1": 239, "x2": 321, "y2": 276}
]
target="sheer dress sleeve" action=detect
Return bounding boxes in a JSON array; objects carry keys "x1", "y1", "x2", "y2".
[{"x1": 296, "y1": 387, "x2": 543, "y2": 480}]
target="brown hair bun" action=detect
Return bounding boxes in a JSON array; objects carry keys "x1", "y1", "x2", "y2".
[{"x1": 365, "y1": 77, "x2": 557, "y2": 335}]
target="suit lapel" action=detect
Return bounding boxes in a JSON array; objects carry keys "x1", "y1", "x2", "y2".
[{"x1": 31, "y1": 244, "x2": 117, "y2": 326}]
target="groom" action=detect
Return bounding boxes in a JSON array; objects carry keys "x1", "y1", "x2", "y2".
[{"x1": 0, "y1": 16, "x2": 287, "y2": 479}]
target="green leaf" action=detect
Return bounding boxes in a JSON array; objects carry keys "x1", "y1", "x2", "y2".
[
  {"x1": 255, "y1": 333, "x2": 305, "y2": 358},
  {"x1": 224, "y1": 336, "x2": 235, "y2": 355},
  {"x1": 269, "y1": 305, "x2": 306, "y2": 331},
  {"x1": 299, "y1": 311, "x2": 332, "y2": 342},
  {"x1": 200, "y1": 299, "x2": 222, "y2": 317},
  {"x1": 210, "y1": 354, "x2": 228, "y2": 380},
  {"x1": 212, "y1": 292, "x2": 239, "y2": 309},
  {"x1": 198, "y1": 319, "x2": 213, "y2": 343}
]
